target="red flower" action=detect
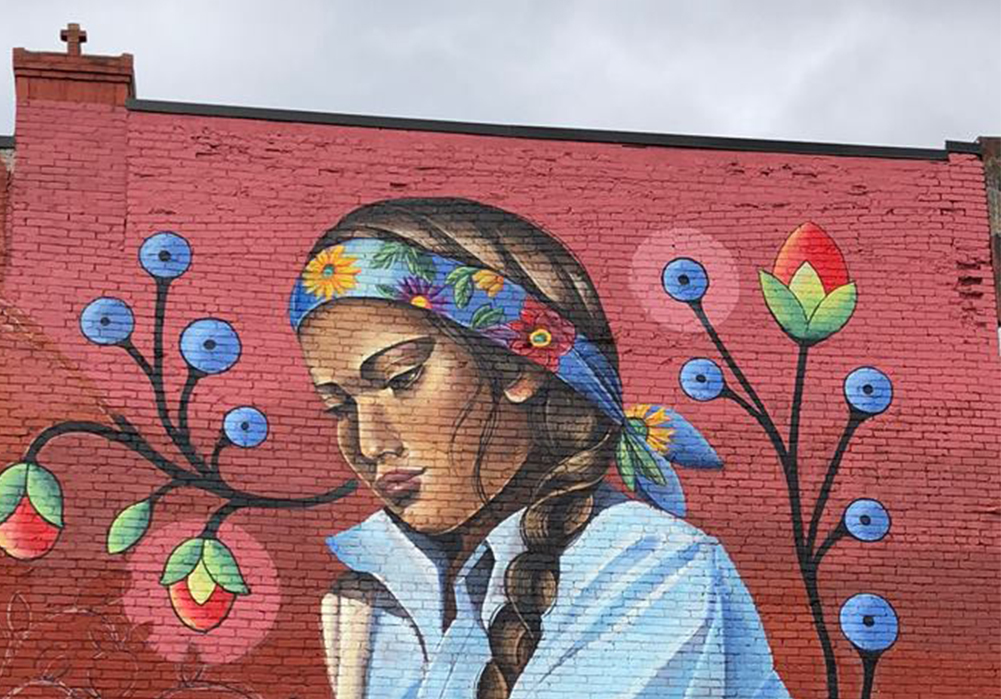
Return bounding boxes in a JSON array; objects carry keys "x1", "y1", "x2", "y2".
[
  {"x1": 160, "y1": 537, "x2": 249, "y2": 633},
  {"x1": 772, "y1": 222, "x2": 849, "y2": 293},
  {"x1": 0, "y1": 496, "x2": 61, "y2": 560},
  {"x1": 169, "y1": 577, "x2": 236, "y2": 633},
  {"x1": 505, "y1": 299, "x2": 576, "y2": 371},
  {"x1": 0, "y1": 462, "x2": 63, "y2": 561}
]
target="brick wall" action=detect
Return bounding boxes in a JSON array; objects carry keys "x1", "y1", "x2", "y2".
[{"x1": 0, "y1": 45, "x2": 998, "y2": 699}]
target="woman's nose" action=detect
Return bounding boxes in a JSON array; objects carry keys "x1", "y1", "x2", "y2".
[{"x1": 354, "y1": 395, "x2": 404, "y2": 462}]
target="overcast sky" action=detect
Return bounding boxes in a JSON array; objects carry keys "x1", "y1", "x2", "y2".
[{"x1": 1, "y1": 1, "x2": 998, "y2": 147}]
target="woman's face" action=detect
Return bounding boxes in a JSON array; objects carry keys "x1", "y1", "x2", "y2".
[{"x1": 298, "y1": 300, "x2": 536, "y2": 535}]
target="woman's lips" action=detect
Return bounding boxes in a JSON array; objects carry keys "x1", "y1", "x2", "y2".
[{"x1": 374, "y1": 469, "x2": 424, "y2": 501}]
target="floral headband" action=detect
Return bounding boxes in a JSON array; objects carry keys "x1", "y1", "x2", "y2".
[{"x1": 289, "y1": 238, "x2": 721, "y2": 516}]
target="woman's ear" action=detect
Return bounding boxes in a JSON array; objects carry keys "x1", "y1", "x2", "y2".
[{"x1": 503, "y1": 363, "x2": 547, "y2": 404}]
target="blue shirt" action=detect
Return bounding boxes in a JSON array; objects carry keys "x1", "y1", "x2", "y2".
[{"x1": 326, "y1": 486, "x2": 790, "y2": 699}]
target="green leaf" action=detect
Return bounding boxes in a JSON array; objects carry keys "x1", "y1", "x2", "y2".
[
  {"x1": 632, "y1": 440, "x2": 667, "y2": 486},
  {"x1": 615, "y1": 436, "x2": 637, "y2": 491},
  {"x1": 0, "y1": 463, "x2": 29, "y2": 524},
  {"x1": 788, "y1": 262, "x2": 826, "y2": 318},
  {"x1": 759, "y1": 271, "x2": 809, "y2": 341},
  {"x1": 186, "y1": 560, "x2": 217, "y2": 604},
  {"x1": 26, "y1": 464, "x2": 63, "y2": 528},
  {"x1": 452, "y1": 276, "x2": 474, "y2": 309},
  {"x1": 470, "y1": 305, "x2": 505, "y2": 330},
  {"x1": 804, "y1": 282, "x2": 857, "y2": 342},
  {"x1": 107, "y1": 499, "x2": 152, "y2": 554},
  {"x1": 160, "y1": 538, "x2": 205, "y2": 586},
  {"x1": 371, "y1": 242, "x2": 405, "y2": 269},
  {"x1": 203, "y1": 539, "x2": 250, "y2": 595},
  {"x1": 407, "y1": 251, "x2": 436, "y2": 282},
  {"x1": 444, "y1": 266, "x2": 476, "y2": 286},
  {"x1": 376, "y1": 284, "x2": 398, "y2": 299}
]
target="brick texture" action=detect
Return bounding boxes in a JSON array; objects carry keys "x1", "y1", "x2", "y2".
[{"x1": 0, "y1": 48, "x2": 998, "y2": 699}]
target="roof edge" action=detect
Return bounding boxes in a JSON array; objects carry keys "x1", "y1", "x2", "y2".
[
  {"x1": 0, "y1": 135, "x2": 14, "y2": 149},
  {"x1": 128, "y1": 98, "x2": 976, "y2": 162}
]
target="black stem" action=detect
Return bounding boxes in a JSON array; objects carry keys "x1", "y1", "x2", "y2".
[
  {"x1": 208, "y1": 434, "x2": 229, "y2": 474},
  {"x1": 784, "y1": 343, "x2": 840, "y2": 698},
  {"x1": 177, "y1": 369, "x2": 199, "y2": 440},
  {"x1": 201, "y1": 501, "x2": 241, "y2": 539},
  {"x1": 174, "y1": 368, "x2": 208, "y2": 470},
  {"x1": 121, "y1": 340, "x2": 154, "y2": 382},
  {"x1": 813, "y1": 522, "x2": 848, "y2": 567},
  {"x1": 720, "y1": 388, "x2": 793, "y2": 459},
  {"x1": 149, "y1": 480, "x2": 182, "y2": 504},
  {"x1": 859, "y1": 653, "x2": 879, "y2": 699},
  {"x1": 807, "y1": 415, "x2": 864, "y2": 554},
  {"x1": 151, "y1": 278, "x2": 177, "y2": 440},
  {"x1": 786, "y1": 343, "x2": 810, "y2": 554},
  {"x1": 802, "y1": 563, "x2": 840, "y2": 699},
  {"x1": 25, "y1": 421, "x2": 189, "y2": 481},
  {"x1": 23, "y1": 420, "x2": 358, "y2": 511},
  {"x1": 691, "y1": 300, "x2": 788, "y2": 459}
]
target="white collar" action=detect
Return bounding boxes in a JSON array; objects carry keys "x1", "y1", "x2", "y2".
[{"x1": 326, "y1": 505, "x2": 526, "y2": 652}]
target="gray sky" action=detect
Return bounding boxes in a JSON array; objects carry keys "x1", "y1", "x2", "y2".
[{"x1": 1, "y1": 0, "x2": 999, "y2": 147}]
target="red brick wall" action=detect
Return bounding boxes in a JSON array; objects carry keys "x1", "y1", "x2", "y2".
[{"x1": 0, "y1": 63, "x2": 998, "y2": 698}]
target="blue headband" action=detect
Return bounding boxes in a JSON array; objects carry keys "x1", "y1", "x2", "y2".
[{"x1": 290, "y1": 238, "x2": 721, "y2": 516}]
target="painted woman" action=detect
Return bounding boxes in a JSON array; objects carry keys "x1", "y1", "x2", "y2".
[{"x1": 289, "y1": 198, "x2": 789, "y2": 699}]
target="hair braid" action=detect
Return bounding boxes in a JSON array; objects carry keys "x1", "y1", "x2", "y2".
[{"x1": 477, "y1": 386, "x2": 617, "y2": 699}]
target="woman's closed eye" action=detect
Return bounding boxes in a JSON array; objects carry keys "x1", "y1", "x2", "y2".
[
  {"x1": 387, "y1": 364, "x2": 424, "y2": 393},
  {"x1": 324, "y1": 397, "x2": 355, "y2": 419}
]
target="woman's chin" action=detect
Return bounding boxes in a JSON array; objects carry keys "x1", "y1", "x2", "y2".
[{"x1": 390, "y1": 502, "x2": 471, "y2": 536}]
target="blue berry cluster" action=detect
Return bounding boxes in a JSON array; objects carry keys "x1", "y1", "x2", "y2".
[{"x1": 80, "y1": 231, "x2": 266, "y2": 450}]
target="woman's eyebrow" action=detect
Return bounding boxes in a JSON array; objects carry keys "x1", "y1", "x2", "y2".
[{"x1": 360, "y1": 336, "x2": 435, "y2": 381}]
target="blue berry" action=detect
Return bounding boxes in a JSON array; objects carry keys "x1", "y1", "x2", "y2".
[
  {"x1": 80, "y1": 298, "x2": 134, "y2": 345},
  {"x1": 140, "y1": 232, "x2": 191, "y2": 279},
  {"x1": 844, "y1": 499, "x2": 890, "y2": 542},
  {"x1": 839, "y1": 593, "x2": 898, "y2": 653},
  {"x1": 180, "y1": 319, "x2": 241, "y2": 374},
  {"x1": 662, "y1": 258, "x2": 709, "y2": 302},
  {"x1": 679, "y1": 358, "x2": 725, "y2": 401},
  {"x1": 844, "y1": 367, "x2": 892, "y2": 415},
  {"x1": 223, "y1": 407, "x2": 268, "y2": 448}
]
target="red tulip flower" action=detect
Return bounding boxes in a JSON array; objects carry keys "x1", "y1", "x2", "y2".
[
  {"x1": 759, "y1": 222, "x2": 857, "y2": 344},
  {"x1": 160, "y1": 537, "x2": 249, "y2": 633},
  {"x1": 0, "y1": 462, "x2": 63, "y2": 560}
]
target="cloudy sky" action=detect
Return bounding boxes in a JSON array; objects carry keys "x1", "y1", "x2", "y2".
[{"x1": 1, "y1": 1, "x2": 998, "y2": 147}]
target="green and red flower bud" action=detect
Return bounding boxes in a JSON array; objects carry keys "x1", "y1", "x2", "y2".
[
  {"x1": 0, "y1": 462, "x2": 63, "y2": 560},
  {"x1": 759, "y1": 222, "x2": 857, "y2": 344},
  {"x1": 160, "y1": 537, "x2": 249, "y2": 633}
]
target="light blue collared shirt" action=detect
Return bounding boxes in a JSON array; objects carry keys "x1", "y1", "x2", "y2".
[{"x1": 326, "y1": 486, "x2": 790, "y2": 699}]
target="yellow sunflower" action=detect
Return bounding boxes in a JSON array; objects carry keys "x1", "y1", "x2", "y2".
[
  {"x1": 473, "y1": 269, "x2": 505, "y2": 297},
  {"x1": 303, "y1": 246, "x2": 361, "y2": 300},
  {"x1": 624, "y1": 404, "x2": 674, "y2": 453}
]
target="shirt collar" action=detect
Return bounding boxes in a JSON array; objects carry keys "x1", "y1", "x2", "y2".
[{"x1": 326, "y1": 506, "x2": 527, "y2": 650}]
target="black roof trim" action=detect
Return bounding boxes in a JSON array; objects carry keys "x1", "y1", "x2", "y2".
[
  {"x1": 0, "y1": 135, "x2": 14, "y2": 149},
  {"x1": 945, "y1": 140, "x2": 982, "y2": 155},
  {"x1": 127, "y1": 98, "x2": 975, "y2": 162}
]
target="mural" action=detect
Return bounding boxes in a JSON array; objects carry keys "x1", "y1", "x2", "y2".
[{"x1": 0, "y1": 198, "x2": 899, "y2": 698}]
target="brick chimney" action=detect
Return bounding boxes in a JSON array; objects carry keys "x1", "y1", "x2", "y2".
[
  {"x1": 3, "y1": 24, "x2": 132, "y2": 304},
  {"x1": 13, "y1": 23, "x2": 134, "y2": 105}
]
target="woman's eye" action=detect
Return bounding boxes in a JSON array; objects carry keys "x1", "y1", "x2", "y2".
[{"x1": 387, "y1": 365, "x2": 424, "y2": 393}]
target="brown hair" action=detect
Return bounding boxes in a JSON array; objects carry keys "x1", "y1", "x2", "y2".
[{"x1": 311, "y1": 198, "x2": 620, "y2": 698}]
